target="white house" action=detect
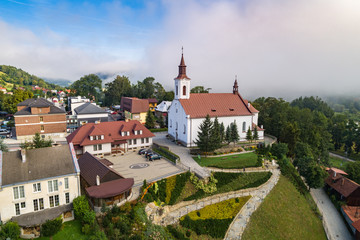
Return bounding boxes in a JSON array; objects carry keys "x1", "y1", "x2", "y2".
[
  {"x1": 168, "y1": 53, "x2": 264, "y2": 147},
  {"x1": 0, "y1": 145, "x2": 81, "y2": 238}
]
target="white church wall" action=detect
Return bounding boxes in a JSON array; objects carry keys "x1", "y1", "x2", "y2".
[
  {"x1": 168, "y1": 100, "x2": 189, "y2": 144},
  {"x1": 188, "y1": 115, "x2": 254, "y2": 147}
]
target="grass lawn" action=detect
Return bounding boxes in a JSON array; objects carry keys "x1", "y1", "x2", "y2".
[
  {"x1": 36, "y1": 220, "x2": 87, "y2": 240},
  {"x1": 193, "y1": 152, "x2": 258, "y2": 169},
  {"x1": 184, "y1": 171, "x2": 271, "y2": 201},
  {"x1": 242, "y1": 176, "x2": 326, "y2": 240},
  {"x1": 328, "y1": 155, "x2": 349, "y2": 171}
]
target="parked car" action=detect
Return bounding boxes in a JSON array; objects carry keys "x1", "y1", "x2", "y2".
[
  {"x1": 138, "y1": 148, "x2": 148, "y2": 155},
  {"x1": 0, "y1": 129, "x2": 10, "y2": 138},
  {"x1": 148, "y1": 154, "x2": 162, "y2": 161},
  {"x1": 145, "y1": 150, "x2": 154, "y2": 157}
]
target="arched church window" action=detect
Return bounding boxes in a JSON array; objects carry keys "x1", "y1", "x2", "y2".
[
  {"x1": 242, "y1": 122, "x2": 246, "y2": 132},
  {"x1": 170, "y1": 120, "x2": 172, "y2": 128},
  {"x1": 183, "y1": 124, "x2": 186, "y2": 134},
  {"x1": 183, "y1": 86, "x2": 186, "y2": 96},
  {"x1": 176, "y1": 86, "x2": 178, "y2": 96},
  {"x1": 176, "y1": 122, "x2": 178, "y2": 130}
]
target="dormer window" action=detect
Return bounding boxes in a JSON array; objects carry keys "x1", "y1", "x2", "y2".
[
  {"x1": 127, "y1": 131, "x2": 130, "y2": 136},
  {"x1": 139, "y1": 130, "x2": 142, "y2": 135},
  {"x1": 134, "y1": 130, "x2": 138, "y2": 135},
  {"x1": 90, "y1": 136, "x2": 93, "y2": 140}
]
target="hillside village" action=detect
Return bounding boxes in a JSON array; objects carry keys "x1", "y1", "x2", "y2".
[{"x1": 0, "y1": 53, "x2": 359, "y2": 240}]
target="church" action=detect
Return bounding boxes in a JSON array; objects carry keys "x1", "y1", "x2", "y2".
[{"x1": 167, "y1": 53, "x2": 264, "y2": 147}]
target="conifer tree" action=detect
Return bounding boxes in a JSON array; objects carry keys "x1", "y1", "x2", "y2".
[
  {"x1": 231, "y1": 121, "x2": 240, "y2": 146},
  {"x1": 253, "y1": 125, "x2": 259, "y2": 142},
  {"x1": 145, "y1": 109, "x2": 156, "y2": 129},
  {"x1": 246, "y1": 127, "x2": 253, "y2": 142},
  {"x1": 211, "y1": 117, "x2": 221, "y2": 150},
  {"x1": 225, "y1": 125, "x2": 232, "y2": 145},
  {"x1": 220, "y1": 122, "x2": 225, "y2": 143},
  {"x1": 195, "y1": 115, "x2": 215, "y2": 156}
]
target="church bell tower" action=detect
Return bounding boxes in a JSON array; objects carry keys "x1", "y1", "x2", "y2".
[{"x1": 174, "y1": 48, "x2": 191, "y2": 100}]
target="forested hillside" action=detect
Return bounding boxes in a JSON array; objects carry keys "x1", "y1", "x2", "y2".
[{"x1": 0, "y1": 65, "x2": 63, "y2": 90}]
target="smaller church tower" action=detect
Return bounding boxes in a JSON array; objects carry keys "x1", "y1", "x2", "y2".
[
  {"x1": 174, "y1": 49, "x2": 191, "y2": 100},
  {"x1": 233, "y1": 76, "x2": 239, "y2": 94}
]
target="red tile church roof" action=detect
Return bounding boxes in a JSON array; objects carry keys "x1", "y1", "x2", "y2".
[
  {"x1": 66, "y1": 120, "x2": 155, "y2": 147},
  {"x1": 178, "y1": 93, "x2": 258, "y2": 118}
]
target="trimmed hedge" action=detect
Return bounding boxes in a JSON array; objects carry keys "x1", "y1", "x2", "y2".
[
  {"x1": 166, "y1": 225, "x2": 189, "y2": 240},
  {"x1": 152, "y1": 146, "x2": 179, "y2": 163},
  {"x1": 165, "y1": 176, "x2": 176, "y2": 204},
  {"x1": 180, "y1": 215, "x2": 233, "y2": 238},
  {"x1": 150, "y1": 128, "x2": 168, "y2": 132},
  {"x1": 168, "y1": 172, "x2": 191, "y2": 205}
]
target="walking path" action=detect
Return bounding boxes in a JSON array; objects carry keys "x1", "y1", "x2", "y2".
[
  {"x1": 153, "y1": 132, "x2": 210, "y2": 178},
  {"x1": 146, "y1": 168, "x2": 280, "y2": 240},
  {"x1": 224, "y1": 168, "x2": 280, "y2": 240},
  {"x1": 310, "y1": 188, "x2": 353, "y2": 240},
  {"x1": 329, "y1": 152, "x2": 355, "y2": 163}
]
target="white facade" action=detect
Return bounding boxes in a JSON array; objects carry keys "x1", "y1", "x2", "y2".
[
  {"x1": 84, "y1": 143, "x2": 112, "y2": 155},
  {"x1": 174, "y1": 78, "x2": 190, "y2": 100},
  {"x1": 168, "y1": 101, "x2": 259, "y2": 147},
  {"x1": 0, "y1": 174, "x2": 80, "y2": 222}
]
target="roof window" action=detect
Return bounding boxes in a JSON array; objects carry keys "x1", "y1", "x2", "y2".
[{"x1": 229, "y1": 108, "x2": 234, "y2": 111}]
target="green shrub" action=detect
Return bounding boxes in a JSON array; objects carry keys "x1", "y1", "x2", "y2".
[
  {"x1": 73, "y1": 195, "x2": 90, "y2": 221},
  {"x1": 0, "y1": 221, "x2": 21, "y2": 240},
  {"x1": 150, "y1": 128, "x2": 168, "y2": 132},
  {"x1": 180, "y1": 215, "x2": 232, "y2": 238},
  {"x1": 165, "y1": 176, "x2": 176, "y2": 204},
  {"x1": 168, "y1": 172, "x2": 191, "y2": 205},
  {"x1": 277, "y1": 158, "x2": 308, "y2": 195},
  {"x1": 82, "y1": 224, "x2": 92, "y2": 235},
  {"x1": 166, "y1": 225, "x2": 190, "y2": 240},
  {"x1": 41, "y1": 217, "x2": 63, "y2": 237},
  {"x1": 83, "y1": 210, "x2": 96, "y2": 225},
  {"x1": 89, "y1": 229, "x2": 108, "y2": 240}
]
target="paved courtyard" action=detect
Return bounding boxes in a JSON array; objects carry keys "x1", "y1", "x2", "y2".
[{"x1": 105, "y1": 151, "x2": 184, "y2": 187}]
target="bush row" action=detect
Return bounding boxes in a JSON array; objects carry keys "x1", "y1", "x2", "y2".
[
  {"x1": 166, "y1": 225, "x2": 190, "y2": 240},
  {"x1": 152, "y1": 146, "x2": 179, "y2": 163},
  {"x1": 180, "y1": 215, "x2": 233, "y2": 238},
  {"x1": 149, "y1": 128, "x2": 168, "y2": 132},
  {"x1": 168, "y1": 172, "x2": 191, "y2": 205}
]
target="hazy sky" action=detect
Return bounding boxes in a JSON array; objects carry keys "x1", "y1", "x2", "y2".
[{"x1": 1, "y1": 0, "x2": 360, "y2": 100}]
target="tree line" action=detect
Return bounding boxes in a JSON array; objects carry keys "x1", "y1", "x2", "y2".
[{"x1": 195, "y1": 115, "x2": 260, "y2": 155}]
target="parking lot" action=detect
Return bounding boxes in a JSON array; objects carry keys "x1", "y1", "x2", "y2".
[{"x1": 106, "y1": 150, "x2": 184, "y2": 187}]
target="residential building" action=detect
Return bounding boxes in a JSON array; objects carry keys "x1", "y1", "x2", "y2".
[
  {"x1": 120, "y1": 97, "x2": 149, "y2": 124},
  {"x1": 67, "y1": 102, "x2": 109, "y2": 133},
  {"x1": 78, "y1": 152, "x2": 134, "y2": 212},
  {"x1": 14, "y1": 98, "x2": 66, "y2": 140},
  {"x1": 155, "y1": 101, "x2": 172, "y2": 120},
  {"x1": 168, "y1": 53, "x2": 264, "y2": 147},
  {"x1": 68, "y1": 96, "x2": 90, "y2": 113},
  {"x1": 325, "y1": 168, "x2": 360, "y2": 205},
  {"x1": 148, "y1": 98, "x2": 158, "y2": 112},
  {"x1": 342, "y1": 205, "x2": 360, "y2": 238},
  {"x1": 0, "y1": 145, "x2": 81, "y2": 238},
  {"x1": 66, "y1": 120, "x2": 155, "y2": 156}
]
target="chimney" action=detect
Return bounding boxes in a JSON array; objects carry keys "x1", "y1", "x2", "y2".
[
  {"x1": 21, "y1": 149, "x2": 26, "y2": 163},
  {"x1": 96, "y1": 175, "x2": 100, "y2": 186},
  {"x1": 334, "y1": 171, "x2": 336, "y2": 178},
  {"x1": 248, "y1": 103, "x2": 250, "y2": 108}
]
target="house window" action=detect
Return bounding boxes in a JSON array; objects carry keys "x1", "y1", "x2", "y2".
[
  {"x1": 128, "y1": 140, "x2": 132, "y2": 145},
  {"x1": 13, "y1": 186, "x2": 25, "y2": 199},
  {"x1": 48, "y1": 180, "x2": 58, "y2": 193},
  {"x1": 183, "y1": 86, "x2": 186, "y2": 96},
  {"x1": 33, "y1": 198, "x2": 44, "y2": 211},
  {"x1": 65, "y1": 193, "x2": 70, "y2": 204},
  {"x1": 146, "y1": 138, "x2": 149, "y2": 143},
  {"x1": 15, "y1": 203, "x2": 20, "y2": 215},
  {"x1": 98, "y1": 144, "x2": 102, "y2": 151},
  {"x1": 64, "y1": 178, "x2": 69, "y2": 189},
  {"x1": 140, "y1": 130, "x2": 142, "y2": 134},
  {"x1": 176, "y1": 86, "x2": 178, "y2": 96},
  {"x1": 41, "y1": 125, "x2": 44, "y2": 131},
  {"x1": 183, "y1": 125, "x2": 186, "y2": 134},
  {"x1": 40, "y1": 116, "x2": 43, "y2": 122},
  {"x1": 141, "y1": 138, "x2": 144, "y2": 144},
  {"x1": 242, "y1": 122, "x2": 246, "y2": 132},
  {"x1": 90, "y1": 136, "x2": 93, "y2": 140},
  {"x1": 49, "y1": 195, "x2": 59, "y2": 207},
  {"x1": 93, "y1": 145, "x2": 97, "y2": 151},
  {"x1": 21, "y1": 202, "x2": 26, "y2": 209},
  {"x1": 134, "y1": 139, "x2": 137, "y2": 145},
  {"x1": 33, "y1": 183, "x2": 41, "y2": 193},
  {"x1": 170, "y1": 120, "x2": 172, "y2": 128}
]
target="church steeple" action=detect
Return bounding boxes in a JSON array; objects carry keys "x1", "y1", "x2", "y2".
[
  {"x1": 174, "y1": 48, "x2": 191, "y2": 100},
  {"x1": 175, "y1": 47, "x2": 190, "y2": 80},
  {"x1": 233, "y1": 76, "x2": 239, "y2": 94}
]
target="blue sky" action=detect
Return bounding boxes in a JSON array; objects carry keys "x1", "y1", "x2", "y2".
[{"x1": 0, "y1": 0, "x2": 360, "y2": 98}]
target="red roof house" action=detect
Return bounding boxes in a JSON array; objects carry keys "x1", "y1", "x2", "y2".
[{"x1": 66, "y1": 120, "x2": 155, "y2": 156}]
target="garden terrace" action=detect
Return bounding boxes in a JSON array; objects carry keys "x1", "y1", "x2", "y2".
[{"x1": 193, "y1": 152, "x2": 259, "y2": 169}]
